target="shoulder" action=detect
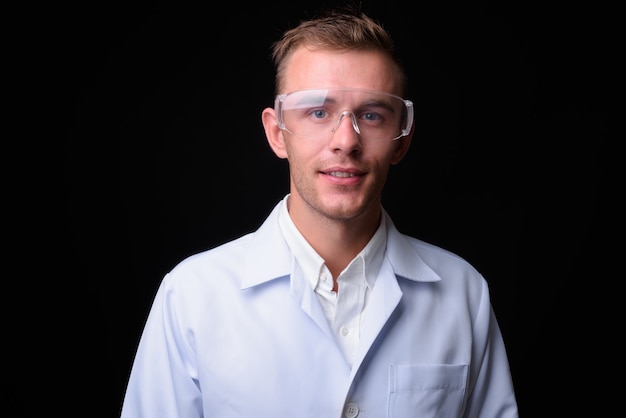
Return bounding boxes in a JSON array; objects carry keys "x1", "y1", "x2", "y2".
[
  {"x1": 387, "y1": 224, "x2": 488, "y2": 302},
  {"x1": 385, "y1": 212, "x2": 482, "y2": 279},
  {"x1": 406, "y1": 235, "x2": 475, "y2": 271},
  {"x1": 163, "y1": 202, "x2": 292, "y2": 291},
  {"x1": 168, "y1": 231, "x2": 255, "y2": 281}
]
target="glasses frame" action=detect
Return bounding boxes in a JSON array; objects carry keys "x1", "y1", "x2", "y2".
[{"x1": 274, "y1": 87, "x2": 414, "y2": 141}]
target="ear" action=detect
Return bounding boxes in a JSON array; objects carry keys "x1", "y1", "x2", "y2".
[
  {"x1": 390, "y1": 127, "x2": 413, "y2": 165},
  {"x1": 262, "y1": 107, "x2": 288, "y2": 159}
]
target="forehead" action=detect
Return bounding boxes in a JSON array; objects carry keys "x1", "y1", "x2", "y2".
[
  {"x1": 282, "y1": 47, "x2": 403, "y2": 96},
  {"x1": 279, "y1": 88, "x2": 405, "y2": 115}
]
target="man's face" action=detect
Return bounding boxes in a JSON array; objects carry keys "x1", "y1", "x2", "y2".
[{"x1": 266, "y1": 47, "x2": 412, "y2": 224}]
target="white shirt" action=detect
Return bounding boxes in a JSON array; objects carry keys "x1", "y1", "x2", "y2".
[
  {"x1": 278, "y1": 196, "x2": 385, "y2": 366},
  {"x1": 121, "y1": 195, "x2": 519, "y2": 418}
]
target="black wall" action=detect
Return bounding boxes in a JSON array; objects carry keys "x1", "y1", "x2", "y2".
[{"x1": 33, "y1": 1, "x2": 615, "y2": 416}]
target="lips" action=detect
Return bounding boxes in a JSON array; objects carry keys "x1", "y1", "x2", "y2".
[
  {"x1": 319, "y1": 168, "x2": 365, "y2": 185},
  {"x1": 321, "y1": 166, "x2": 365, "y2": 177},
  {"x1": 326, "y1": 171, "x2": 356, "y2": 178}
]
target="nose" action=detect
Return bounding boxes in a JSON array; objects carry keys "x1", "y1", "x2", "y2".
[
  {"x1": 331, "y1": 111, "x2": 361, "y2": 135},
  {"x1": 329, "y1": 111, "x2": 362, "y2": 153},
  {"x1": 329, "y1": 110, "x2": 361, "y2": 154}
]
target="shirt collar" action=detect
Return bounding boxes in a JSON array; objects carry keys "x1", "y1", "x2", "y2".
[{"x1": 278, "y1": 195, "x2": 386, "y2": 291}]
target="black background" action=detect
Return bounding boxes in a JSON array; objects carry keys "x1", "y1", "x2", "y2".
[{"x1": 13, "y1": 0, "x2": 616, "y2": 416}]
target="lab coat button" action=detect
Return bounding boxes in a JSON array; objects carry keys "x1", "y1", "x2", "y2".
[{"x1": 344, "y1": 402, "x2": 359, "y2": 418}]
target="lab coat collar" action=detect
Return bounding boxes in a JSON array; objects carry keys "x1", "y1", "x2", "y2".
[
  {"x1": 240, "y1": 200, "x2": 441, "y2": 289},
  {"x1": 241, "y1": 202, "x2": 292, "y2": 289},
  {"x1": 382, "y1": 210, "x2": 441, "y2": 284}
]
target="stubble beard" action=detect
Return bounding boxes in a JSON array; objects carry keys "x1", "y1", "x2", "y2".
[{"x1": 293, "y1": 175, "x2": 380, "y2": 224}]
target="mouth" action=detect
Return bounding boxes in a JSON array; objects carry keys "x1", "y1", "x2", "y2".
[
  {"x1": 325, "y1": 171, "x2": 357, "y2": 178},
  {"x1": 319, "y1": 168, "x2": 365, "y2": 185}
]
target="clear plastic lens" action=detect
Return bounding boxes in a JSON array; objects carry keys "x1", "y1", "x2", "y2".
[{"x1": 275, "y1": 88, "x2": 413, "y2": 141}]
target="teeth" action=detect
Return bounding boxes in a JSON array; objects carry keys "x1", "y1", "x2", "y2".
[{"x1": 328, "y1": 171, "x2": 354, "y2": 178}]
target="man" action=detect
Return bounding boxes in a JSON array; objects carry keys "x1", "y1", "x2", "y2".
[{"x1": 121, "y1": 5, "x2": 518, "y2": 417}]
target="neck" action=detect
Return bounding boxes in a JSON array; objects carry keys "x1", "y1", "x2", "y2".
[{"x1": 287, "y1": 195, "x2": 381, "y2": 279}]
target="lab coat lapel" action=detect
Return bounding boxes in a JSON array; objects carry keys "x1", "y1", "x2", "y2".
[
  {"x1": 349, "y1": 259, "x2": 402, "y2": 380},
  {"x1": 289, "y1": 263, "x2": 336, "y2": 341}
]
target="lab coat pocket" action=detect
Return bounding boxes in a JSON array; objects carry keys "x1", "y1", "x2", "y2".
[{"x1": 388, "y1": 363, "x2": 468, "y2": 417}]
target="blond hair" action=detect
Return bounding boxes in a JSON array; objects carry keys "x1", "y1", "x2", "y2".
[{"x1": 270, "y1": 5, "x2": 407, "y2": 94}]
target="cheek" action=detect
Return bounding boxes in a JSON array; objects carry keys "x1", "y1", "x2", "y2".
[
  {"x1": 368, "y1": 148, "x2": 400, "y2": 182},
  {"x1": 284, "y1": 139, "x2": 320, "y2": 164},
  {"x1": 369, "y1": 144, "x2": 399, "y2": 164}
]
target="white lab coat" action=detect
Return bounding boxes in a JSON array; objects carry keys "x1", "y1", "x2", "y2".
[{"x1": 121, "y1": 199, "x2": 518, "y2": 417}]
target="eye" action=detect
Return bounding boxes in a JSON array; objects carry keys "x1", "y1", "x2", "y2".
[
  {"x1": 309, "y1": 108, "x2": 330, "y2": 120},
  {"x1": 360, "y1": 111, "x2": 383, "y2": 122}
]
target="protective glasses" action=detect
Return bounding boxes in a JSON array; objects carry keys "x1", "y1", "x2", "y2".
[{"x1": 274, "y1": 88, "x2": 414, "y2": 141}]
